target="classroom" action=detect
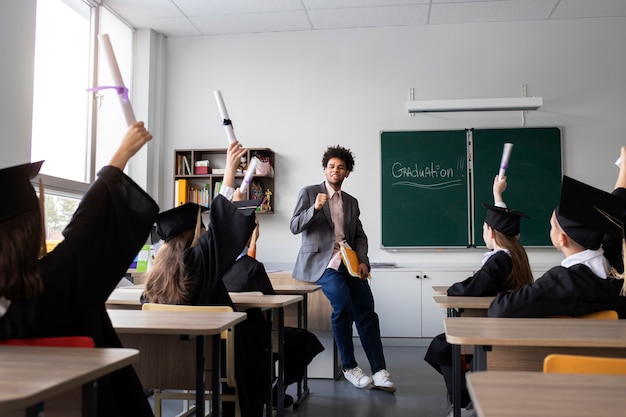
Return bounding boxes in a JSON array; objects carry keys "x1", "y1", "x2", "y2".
[{"x1": 2, "y1": 1, "x2": 626, "y2": 417}]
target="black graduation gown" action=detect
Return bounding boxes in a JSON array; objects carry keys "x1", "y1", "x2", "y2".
[
  {"x1": 180, "y1": 195, "x2": 270, "y2": 417},
  {"x1": 0, "y1": 166, "x2": 158, "y2": 417},
  {"x1": 446, "y1": 250, "x2": 513, "y2": 296},
  {"x1": 222, "y1": 255, "x2": 324, "y2": 385},
  {"x1": 488, "y1": 263, "x2": 626, "y2": 318},
  {"x1": 425, "y1": 250, "x2": 514, "y2": 407}
]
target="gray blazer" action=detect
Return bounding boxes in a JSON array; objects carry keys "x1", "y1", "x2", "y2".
[{"x1": 290, "y1": 182, "x2": 370, "y2": 282}]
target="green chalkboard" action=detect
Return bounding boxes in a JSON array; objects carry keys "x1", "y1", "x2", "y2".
[
  {"x1": 381, "y1": 130, "x2": 470, "y2": 247},
  {"x1": 472, "y1": 127, "x2": 562, "y2": 247},
  {"x1": 380, "y1": 127, "x2": 562, "y2": 248}
]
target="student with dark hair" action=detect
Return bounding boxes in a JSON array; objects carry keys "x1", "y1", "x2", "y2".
[
  {"x1": 425, "y1": 175, "x2": 533, "y2": 417},
  {"x1": 0, "y1": 122, "x2": 159, "y2": 417},
  {"x1": 290, "y1": 145, "x2": 395, "y2": 392},
  {"x1": 222, "y1": 220, "x2": 325, "y2": 408}
]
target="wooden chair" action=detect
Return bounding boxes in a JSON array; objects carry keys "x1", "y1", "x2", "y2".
[
  {"x1": 549, "y1": 310, "x2": 619, "y2": 320},
  {"x1": 141, "y1": 303, "x2": 239, "y2": 417},
  {"x1": 544, "y1": 354, "x2": 626, "y2": 374}
]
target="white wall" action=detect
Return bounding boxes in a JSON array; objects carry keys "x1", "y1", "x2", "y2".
[
  {"x1": 0, "y1": 0, "x2": 36, "y2": 169},
  {"x1": 161, "y1": 17, "x2": 626, "y2": 269}
]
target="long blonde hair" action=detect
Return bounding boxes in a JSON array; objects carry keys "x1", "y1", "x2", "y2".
[
  {"x1": 493, "y1": 230, "x2": 534, "y2": 290},
  {"x1": 142, "y1": 230, "x2": 195, "y2": 304}
]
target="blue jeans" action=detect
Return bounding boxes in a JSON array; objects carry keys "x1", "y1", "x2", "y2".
[{"x1": 317, "y1": 266, "x2": 386, "y2": 374}]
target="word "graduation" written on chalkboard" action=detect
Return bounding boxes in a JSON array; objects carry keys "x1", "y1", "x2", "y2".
[{"x1": 391, "y1": 156, "x2": 466, "y2": 190}]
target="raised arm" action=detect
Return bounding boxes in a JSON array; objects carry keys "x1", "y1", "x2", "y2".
[
  {"x1": 615, "y1": 146, "x2": 626, "y2": 190},
  {"x1": 220, "y1": 140, "x2": 248, "y2": 201},
  {"x1": 108, "y1": 121, "x2": 153, "y2": 171},
  {"x1": 493, "y1": 174, "x2": 507, "y2": 207}
]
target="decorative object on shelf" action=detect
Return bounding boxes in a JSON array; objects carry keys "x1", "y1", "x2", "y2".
[{"x1": 264, "y1": 189, "x2": 272, "y2": 212}]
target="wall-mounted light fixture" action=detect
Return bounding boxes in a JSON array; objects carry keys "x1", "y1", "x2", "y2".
[{"x1": 407, "y1": 96, "x2": 543, "y2": 113}]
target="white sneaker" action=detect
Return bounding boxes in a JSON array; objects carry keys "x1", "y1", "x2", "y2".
[
  {"x1": 343, "y1": 366, "x2": 373, "y2": 388},
  {"x1": 372, "y1": 369, "x2": 396, "y2": 392}
]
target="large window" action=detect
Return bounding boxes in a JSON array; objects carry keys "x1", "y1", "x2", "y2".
[{"x1": 31, "y1": 0, "x2": 134, "y2": 242}]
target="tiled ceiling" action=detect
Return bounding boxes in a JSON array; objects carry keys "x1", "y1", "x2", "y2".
[{"x1": 100, "y1": 0, "x2": 626, "y2": 38}]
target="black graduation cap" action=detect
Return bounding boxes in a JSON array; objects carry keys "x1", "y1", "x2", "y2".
[
  {"x1": 156, "y1": 203, "x2": 209, "y2": 241},
  {"x1": 556, "y1": 175, "x2": 623, "y2": 250},
  {"x1": 483, "y1": 203, "x2": 528, "y2": 236},
  {"x1": 0, "y1": 161, "x2": 44, "y2": 223},
  {"x1": 232, "y1": 198, "x2": 263, "y2": 217}
]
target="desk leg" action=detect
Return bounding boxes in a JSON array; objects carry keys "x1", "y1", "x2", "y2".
[
  {"x1": 265, "y1": 310, "x2": 274, "y2": 417},
  {"x1": 277, "y1": 307, "x2": 285, "y2": 417},
  {"x1": 293, "y1": 294, "x2": 311, "y2": 409},
  {"x1": 452, "y1": 343, "x2": 461, "y2": 417},
  {"x1": 195, "y1": 335, "x2": 207, "y2": 417},
  {"x1": 82, "y1": 381, "x2": 97, "y2": 417},
  {"x1": 472, "y1": 345, "x2": 488, "y2": 371}
]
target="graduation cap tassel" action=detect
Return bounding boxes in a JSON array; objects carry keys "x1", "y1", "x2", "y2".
[
  {"x1": 190, "y1": 206, "x2": 203, "y2": 248},
  {"x1": 38, "y1": 178, "x2": 47, "y2": 258}
]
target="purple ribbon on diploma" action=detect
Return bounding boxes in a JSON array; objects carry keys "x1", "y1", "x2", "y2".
[{"x1": 87, "y1": 85, "x2": 130, "y2": 103}]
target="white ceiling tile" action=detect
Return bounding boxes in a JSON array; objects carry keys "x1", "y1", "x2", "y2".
[
  {"x1": 190, "y1": 11, "x2": 312, "y2": 35},
  {"x1": 128, "y1": 17, "x2": 201, "y2": 37},
  {"x1": 552, "y1": 0, "x2": 626, "y2": 19},
  {"x1": 309, "y1": 5, "x2": 429, "y2": 29},
  {"x1": 430, "y1": 0, "x2": 559, "y2": 24},
  {"x1": 172, "y1": 0, "x2": 305, "y2": 15},
  {"x1": 303, "y1": 0, "x2": 429, "y2": 9},
  {"x1": 102, "y1": 0, "x2": 185, "y2": 20}
]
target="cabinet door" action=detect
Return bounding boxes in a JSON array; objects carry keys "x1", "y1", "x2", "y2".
[
  {"x1": 369, "y1": 270, "x2": 422, "y2": 338},
  {"x1": 420, "y1": 270, "x2": 473, "y2": 337}
]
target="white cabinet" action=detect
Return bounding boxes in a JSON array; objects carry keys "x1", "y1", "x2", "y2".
[
  {"x1": 369, "y1": 270, "x2": 422, "y2": 337},
  {"x1": 420, "y1": 270, "x2": 473, "y2": 337},
  {"x1": 369, "y1": 268, "x2": 473, "y2": 338}
]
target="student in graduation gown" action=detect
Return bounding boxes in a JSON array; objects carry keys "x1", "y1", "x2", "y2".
[
  {"x1": 0, "y1": 122, "x2": 159, "y2": 417},
  {"x1": 222, "y1": 220, "x2": 325, "y2": 407},
  {"x1": 599, "y1": 146, "x2": 626, "y2": 276},
  {"x1": 488, "y1": 175, "x2": 626, "y2": 318},
  {"x1": 424, "y1": 175, "x2": 534, "y2": 416},
  {"x1": 141, "y1": 140, "x2": 271, "y2": 417}
]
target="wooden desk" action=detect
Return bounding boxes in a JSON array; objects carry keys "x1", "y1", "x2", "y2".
[
  {"x1": 106, "y1": 287, "x2": 143, "y2": 310},
  {"x1": 445, "y1": 317, "x2": 626, "y2": 417},
  {"x1": 0, "y1": 346, "x2": 138, "y2": 417},
  {"x1": 467, "y1": 371, "x2": 626, "y2": 417},
  {"x1": 230, "y1": 293, "x2": 302, "y2": 417},
  {"x1": 432, "y1": 285, "x2": 449, "y2": 295},
  {"x1": 269, "y1": 285, "x2": 321, "y2": 408},
  {"x1": 432, "y1": 295, "x2": 493, "y2": 318},
  {"x1": 109, "y1": 309, "x2": 246, "y2": 417}
]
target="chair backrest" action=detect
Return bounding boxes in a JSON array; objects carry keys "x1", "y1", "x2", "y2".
[
  {"x1": 544, "y1": 354, "x2": 626, "y2": 374},
  {"x1": 549, "y1": 310, "x2": 619, "y2": 320},
  {"x1": 141, "y1": 302, "x2": 236, "y2": 387},
  {"x1": 0, "y1": 336, "x2": 95, "y2": 348}
]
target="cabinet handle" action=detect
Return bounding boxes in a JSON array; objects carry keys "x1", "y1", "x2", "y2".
[
  {"x1": 423, "y1": 275, "x2": 429, "y2": 279},
  {"x1": 415, "y1": 275, "x2": 421, "y2": 279}
]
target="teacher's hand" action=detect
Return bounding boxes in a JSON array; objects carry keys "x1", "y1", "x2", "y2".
[
  {"x1": 358, "y1": 263, "x2": 369, "y2": 280},
  {"x1": 314, "y1": 193, "x2": 328, "y2": 211}
]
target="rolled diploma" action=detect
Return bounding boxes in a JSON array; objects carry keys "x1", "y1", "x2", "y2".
[
  {"x1": 98, "y1": 34, "x2": 136, "y2": 126},
  {"x1": 239, "y1": 157, "x2": 259, "y2": 193},
  {"x1": 214, "y1": 90, "x2": 237, "y2": 143},
  {"x1": 498, "y1": 143, "x2": 513, "y2": 180}
]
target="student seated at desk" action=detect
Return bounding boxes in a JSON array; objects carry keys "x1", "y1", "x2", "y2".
[
  {"x1": 222, "y1": 219, "x2": 324, "y2": 408},
  {"x1": 488, "y1": 172, "x2": 626, "y2": 318},
  {"x1": 141, "y1": 141, "x2": 270, "y2": 417},
  {"x1": 0, "y1": 122, "x2": 158, "y2": 417},
  {"x1": 425, "y1": 175, "x2": 533, "y2": 417}
]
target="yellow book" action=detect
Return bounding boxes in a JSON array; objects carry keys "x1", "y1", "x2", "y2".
[
  {"x1": 340, "y1": 245, "x2": 371, "y2": 279},
  {"x1": 176, "y1": 179, "x2": 188, "y2": 206}
]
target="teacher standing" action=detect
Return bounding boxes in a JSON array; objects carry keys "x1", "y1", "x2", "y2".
[{"x1": 290, "y1": 145, "x2": 395, "y2": 392}]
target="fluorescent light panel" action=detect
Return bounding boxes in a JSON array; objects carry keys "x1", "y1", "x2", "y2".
[{"x1": 407, "y1": 97, "x2": 543, "y2": 113}]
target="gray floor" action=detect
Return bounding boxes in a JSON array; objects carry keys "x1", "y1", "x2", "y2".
[{"x1": 151, "y1": 344, "x2": 448, "y2": 417}]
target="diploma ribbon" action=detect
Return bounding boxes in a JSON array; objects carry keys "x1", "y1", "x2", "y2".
[{"x1": 87, "y1": 85, "x2": 130, "y2": 103}]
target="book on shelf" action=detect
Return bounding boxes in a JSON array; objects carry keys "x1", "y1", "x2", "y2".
[
  {"x1": 340, "y1": 245, "x2": 371, "y2": 279},
  {"x1": 175, "y1": 179, "x2": 188, "y2": 206},
  {"x1": 182, "y1": 156, "x2": 192, "y2": 175}
]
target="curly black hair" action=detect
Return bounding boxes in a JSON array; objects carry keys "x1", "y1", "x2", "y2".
[{"x1": 322, "y1": 145, "x2": 355, "y2": 172}]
